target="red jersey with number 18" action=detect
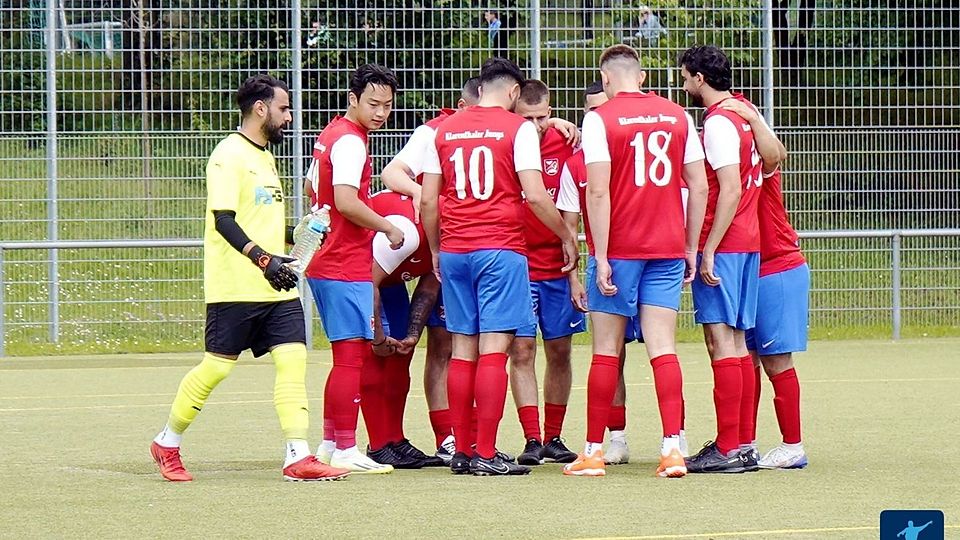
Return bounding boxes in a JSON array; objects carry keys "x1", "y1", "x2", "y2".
[
  {"x1": 423, "y1": 105, "x2": 543, "y2": 254},
  {"x1": 581, "y1": 92, "x2": 704, "y2": 259},
  {"x1": 525, "y1": 127, "x2": 574, "y2": 281}
]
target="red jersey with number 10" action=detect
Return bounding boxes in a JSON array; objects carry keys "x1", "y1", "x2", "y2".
[
  {"x1": 758, "y1": 169, "x2": 805, "y2": 276},
  {"x1": 699, "y1": 94, "x2": 763, "y2": 253},
  {"x1": 590, "y1": 93, "x2": 694, "y2": 259},
  {"x1": 525, "y1": 127, "x2": 574, "y2": 281},
  {"x1": 306, "y1": 116, "x2": 373, "y2": 281},
  {"x1": 430, "y1": 106, "x2": 535, "y2": 254}
]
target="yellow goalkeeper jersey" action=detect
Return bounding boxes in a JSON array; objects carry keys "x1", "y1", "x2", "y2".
[{"x1": 203, "y1": 132, "x2": 298, "y2": 304}]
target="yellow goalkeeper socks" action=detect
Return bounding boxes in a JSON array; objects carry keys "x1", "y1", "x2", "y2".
[
  {"x1": 166, "y1": 353, "x2": 236, "y2": 435},
  {"x1": 272, "y1": 343, "x2": 310, "y2": 442}
]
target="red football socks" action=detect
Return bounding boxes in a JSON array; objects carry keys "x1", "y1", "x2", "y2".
[
  {"x1": 711, "y1": 357, "x2": 743, "y2": 455},
  {"x1": 739, "y1": 355, "x2": 758, "y2": 445},
  {"x1": 587, "y1": 354, "x2": 620, "y2": 444},
  {"x1": 517, "y1": 405, "x2": 541, "y2": 443},
  {"x1": 359, "y1": 350, "x2": 389, "y2": 451},
  {"x1": 475, "y1": 353, "x2": 509, "y2": 459},
  {"x1": 543, "y1": 402, "x2": 567, "y2": 441},
  {"x1": 607, "y1": 404, "x2": 627, "y2": 431},
  {"x1": 651, "y1": 354, "x2": 683, "y2": 437},
  {"x1": 751, "y1": 365, "x2": 761, "y2": 443},
  {"x1": 328, "y1": 340, "x2": 367, "y2": 450},
  {"x1": 447, "y1": 358, "x2": 477, "y2": 454},
  {"x1": 383, "y1": 351, "x2": 414, "y2": 444},
  {"x1": 771, "y1": 368, "x2": 802, "y2": 444},
  {"x1": 429, "y1": 408, "x2": 453, "y2": 448}
]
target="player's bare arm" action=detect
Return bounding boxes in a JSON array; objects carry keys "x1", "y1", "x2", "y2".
[
  {"x1": 546, "y1": 117, "x2": 581, "y2": 146},
  {"x1": 701, "y1": 165, "x2": 741, "y2": 286},
  {"x1": 518, "y1": 169, "x2": 579, "y2": 273},
  {"x1": 585, "y1": 160, "x2": 616, "y2": 295},
  {"x1": 718, "y1": 99, "x2": 787, "y2": 174},
  {"x1": 400, "y1": 273, "x2": 441, "y2": 352},
  {"x1": 682, "y1": 160, "x2": 709, "y2": 284},
  {"x1": 420, "y1": 171, "x2": 442, "y2": 281},
  {"x1": 334, "y1": 184, "x2": 404, "y2": 249},
  {"x1": 380, "y1": 158, "x2": 422, "y2": 222},
  {"x1": 371, "y1": 262, "x2": 402, "y2": 355}
]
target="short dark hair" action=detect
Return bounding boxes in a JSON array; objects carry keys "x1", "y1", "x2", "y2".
[
  {"x1": 584, "y1": 80, "x2": 604, "y2": 98},
  {"x1": 480, "y1": 57, "x2": 524, "y2": 88},
  {"x1": 485, "y1": 10, "x2": 498, "y2": 17},
  {"x1": 679, "y1": 45, "x2": 732, "y2": 92},
  {"x1": 462, "y1": 76, "x2": 481, "y2": 102},
  {"x1": 349, "y1": 63, "x2": 399, "y2": 100},
  {"x1": 520, "y1": 79, "x2": 549, "y2": 105},
  {"x1": 237, "y1": 74, "x2": 288, "y2": 117},
  {"x1": 599, "y1": 44, "x2": 640, "y2": 68}
]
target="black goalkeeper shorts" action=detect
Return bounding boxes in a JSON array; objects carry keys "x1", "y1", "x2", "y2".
[{"x1": 205, "y1": 299, "x2": 306, "y2": 357}]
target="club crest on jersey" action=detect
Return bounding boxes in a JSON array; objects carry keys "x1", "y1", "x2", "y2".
[{"x1": 543, "y1": 158, "x2": 560, "y2": 176}]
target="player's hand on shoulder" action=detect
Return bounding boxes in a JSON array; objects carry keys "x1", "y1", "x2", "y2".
[
  {"x1": 698, "y1": 250, "x2": 721, "y2": 286},
  {"x1": 249, "y1": 247, "x2": 299, "y2": 291},
  {"x1": 718, "y1": 99, "x2": 758, "y2": 123},
  {"x1": 548, "y1": 117, "x2": 581, "y2": 147}
]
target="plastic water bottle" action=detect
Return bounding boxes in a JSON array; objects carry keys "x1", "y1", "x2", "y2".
[{"x1": 289, "y1": 205, "x2": 331, "y2": 275}]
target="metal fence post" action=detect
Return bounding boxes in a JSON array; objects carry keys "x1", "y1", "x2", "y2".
[
  {"x1": 0, "y1": 246, "x2": 5, "y2": 357},
  {"x1": 46, "y1": 0, "x2": 60, "y2": 344},
  {"x1": 762, "y1": 0, "x2": 775, "y2": 126},
  {"x1": 530, "y1": 0, "x2": 541, "y2": 79},
  {"x1": 290, "y1": 0, "x2": 313, "y2": 349},
  {"x1": 891, "y1": 231, "x2": 902, "y2": 340}
]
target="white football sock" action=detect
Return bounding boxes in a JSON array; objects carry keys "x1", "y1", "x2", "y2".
[
  {"x1": 284, "y1": 439, "x2": 311, "y2": 468},
  {"x1": 153, "y1": 424, "x2": 182, "y2": 448},
  {"x1": 584, "y1": 442, "x2": 603, "y2": 457},
  {"x1": 661, "y1": 435, "x2": 680, "y2": 456},
  {"x1": 609, "y1": 430, "x2": 626, "y2": 442},
  {"x1": 318, "y1": 439, "x2": 335, "y2": 456},
  {"x1": 784, "y1": 441, "x2": 804, "y2": 451}
]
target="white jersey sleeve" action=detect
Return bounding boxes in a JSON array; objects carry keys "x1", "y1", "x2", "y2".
[
  {"x1": 394, "y1": 124, "x2": 437, "y2": 177},
  {"x1": 683, "y1": 112, "x2": 706, "y2": 164},
  {"x1": 513, "y1": 121, "x2": 542, "y2": 172},
  {"x1": 580, "y1": 111, "x2": 610, "y2": 164},
  {"x1": 372, "y1": 214, "x2": 421, "y2": 275},
  {"x1": 422, "y1": 132, "x2": 442, "y2": 175},
  {"x1": 703, "y1": 115, "x2": 741, "y2": 170},
  {"x1": 329, "y1": 134, "x2": 367, "y2": 188},
  {"x1": 555, "y1": 163, "x2": 581, "y2": 213}
]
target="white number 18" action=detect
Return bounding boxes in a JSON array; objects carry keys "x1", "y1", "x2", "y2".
[{"x1": 629, "y1": 130, "x2": 673, "y2": 187}]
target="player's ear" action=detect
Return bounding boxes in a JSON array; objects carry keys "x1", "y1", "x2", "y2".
[
  {"x1": 600, "y1": 69, "x2": 610, "y2": 89},
  {"x1": 347, "y1": 91, "x2": 359, "y2": 109},
  {"x1": 638, "y1": 70, "x2": 647, "y2": 87}
]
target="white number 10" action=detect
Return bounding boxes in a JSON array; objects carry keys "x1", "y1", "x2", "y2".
[
  {"x1": 450, "y1": 146, "x2": 494, "y2": 200},
  {"x1": 629, "y1": 130, "x2": 673, "y2": 187}
]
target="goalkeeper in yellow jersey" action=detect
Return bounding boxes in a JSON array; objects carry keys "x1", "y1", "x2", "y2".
[{"x1": 150, "y1": 74, "x2": 349, "y2": 482}]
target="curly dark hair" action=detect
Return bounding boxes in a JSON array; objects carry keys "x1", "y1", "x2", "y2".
[{"x1": 679, "y1": 45, "x2": 732, "y2": 92}]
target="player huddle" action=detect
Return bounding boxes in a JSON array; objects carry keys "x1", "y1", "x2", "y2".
[{"x1": 150, "y1": 43, "x2": 809, "y2": 482}]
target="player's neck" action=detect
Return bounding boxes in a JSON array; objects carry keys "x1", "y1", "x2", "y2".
[
  {"x1": 702, "y1": 90, "x2": 733, "y2": 108},
  {"x1": 343, "y1": 109, "x2": 367, "y2": 131},
  {"x1": 607, "y1": 83, "x2": 641, "y2": 96},
  {"x1": 238, "y1": 124, "x2": 268, "y2": 148},
  {"x1": 477, "y1": 96, "x2": 511, "y2": 110}
]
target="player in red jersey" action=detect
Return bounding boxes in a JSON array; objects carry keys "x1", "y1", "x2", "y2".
[
  {"x1": 509, "y1": 79, "x2": 584, "y2": 466},
  {"x1": 350, "y1": 189, "x2": 449, "y2": 470},
  {"x1": 421, "y1": 57, "x2": 578, "y2": 476},
  {"x1": 716, "y1": 98, "x2": 807, "y2": 470},
  {"x1": 304, "y1": 64, "x2": 404, "y2": 475},
  {"x1": 563, "y1": 45, "x2": 709, "y2": 478},
  {"x1": 369, "y1": 77, "x2": 483, "y2": 462},
  {"x1": 557, "y1": 80, "x2": 649, "y2": 466},
  {"x1": 681, "y1": 45, "x2": 778, "y2": 473}
]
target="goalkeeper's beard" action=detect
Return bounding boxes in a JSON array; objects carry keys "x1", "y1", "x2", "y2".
[{"x1": 264, "y1": 114, "x2": 286, "y2": 145}]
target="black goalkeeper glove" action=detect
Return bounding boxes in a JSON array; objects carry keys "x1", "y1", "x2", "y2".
[{"x1": 247, "y1": 246, "x2": 299, "y2": 291}]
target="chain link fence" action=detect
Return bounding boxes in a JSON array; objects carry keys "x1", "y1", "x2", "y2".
[{"x1": 1, "y1": 0, "x2": 958, "y2": 354}]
